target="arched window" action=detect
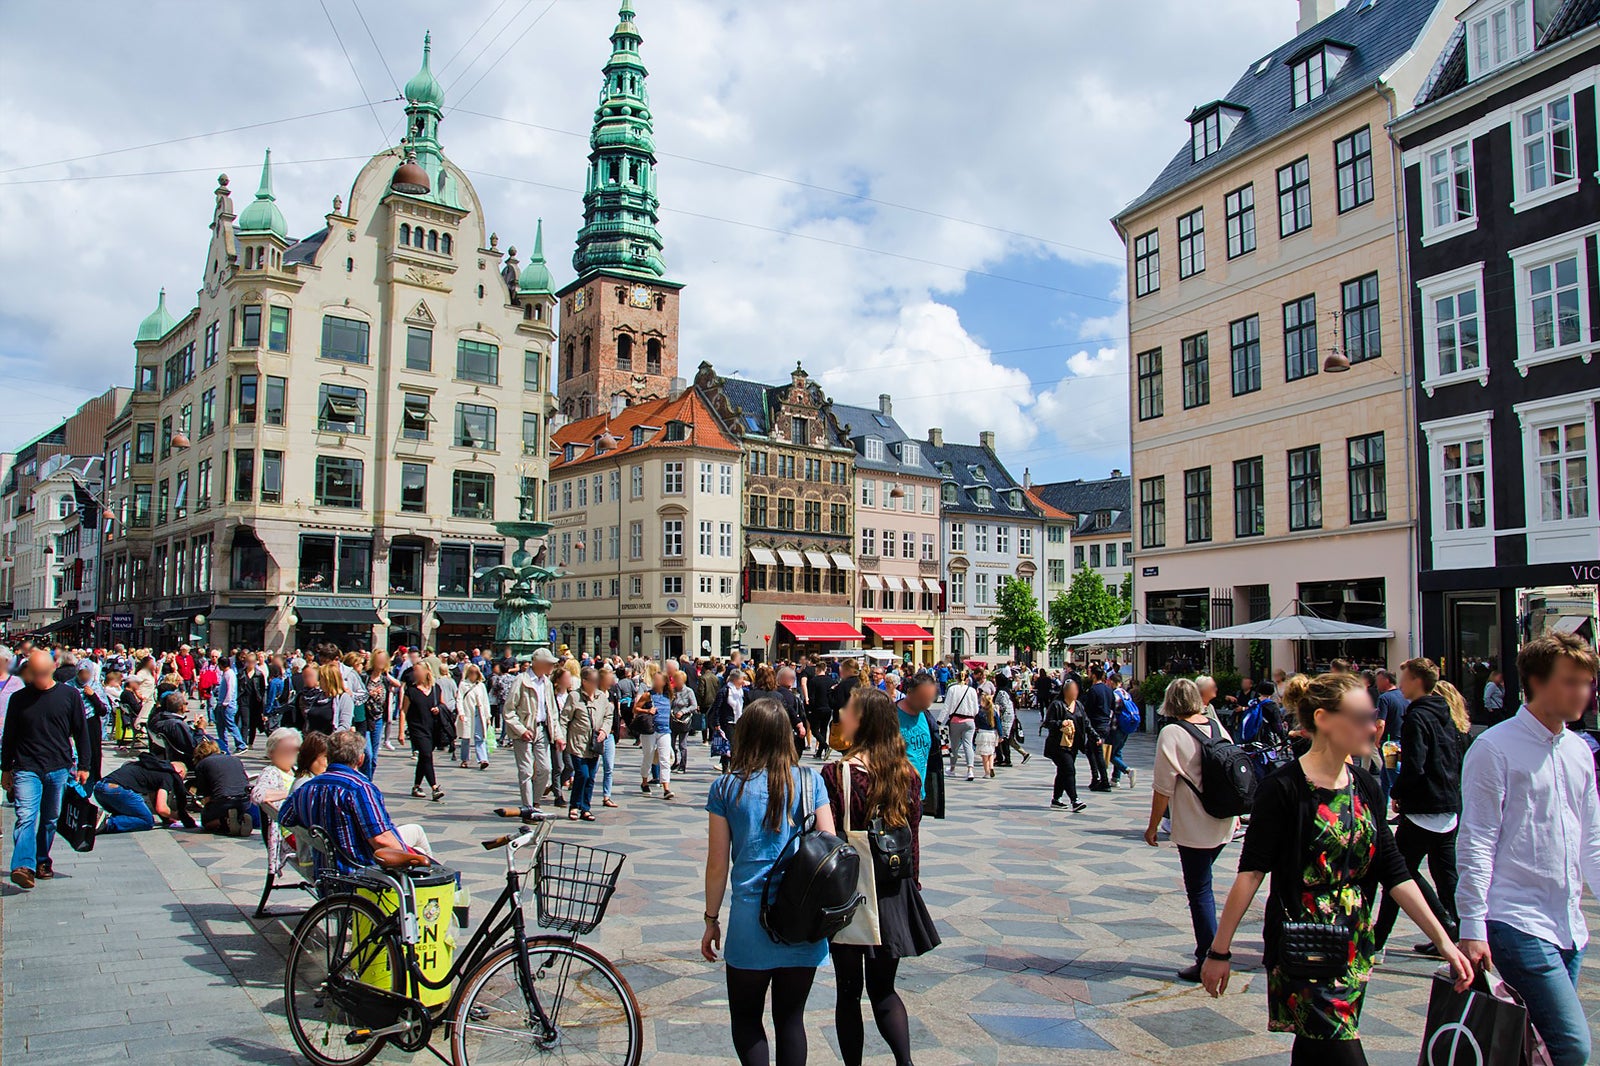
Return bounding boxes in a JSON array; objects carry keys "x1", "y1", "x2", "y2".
[
  {"x1": 477, "y1": 284, "x2": 485, "y2": 299},
  {"x1": 428, "y1": 230, "x2": 439, "y2": 252},
  {"x1": 579, "y1": 395, "x2": 592, "y2": 418},
  {"x1": 346, "y1": 257, "x2": 354, "y2": 273},
  {"x1": 440, "y1": 233, "x2": 452, "y2": 255},
  {"x1": 616, "y1": 286, "x2": 626, "y2": 305},
  {"x1": 564, "y1": 342, "x2": 574, "y2": 379},
  {"x1": 654, "y1": 294, "x2": 665, "y2": 311},
  {"x1": 413, "y1": 227, "x2": 427, "y2": 248},
  {"x1": 400, "y1": 223, "x2": 411, "y2": 246},
  {"x1": 616, "y1": 334, "x2": 633, "y2": 369},
  {"x1": 949, "y1": 627, "x2": 967, "y2": 657},
  {"x1": 532, "y1": 304, "x2": 542, "y2": 321},
  {"x1": 581, "y1": 336, "x2": 591, "y2": 373},
  {"x1": 646, "y1": 338, "x2": 662, "y2": 374}
]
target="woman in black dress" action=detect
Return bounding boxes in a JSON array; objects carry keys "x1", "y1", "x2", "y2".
[
  {"x1": 822, "y1": 685, "x2": 939, "y2": 1066},
  {"x1": 399, "y1": 663, "x2": 444, "y2": 801},
  {"x1": 1043, "y1": 680, "x2": 1088, "y2": 812}
]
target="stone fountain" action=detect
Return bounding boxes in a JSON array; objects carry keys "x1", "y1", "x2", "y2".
[{"x1": 475, "y1": 482, "x2": 560, "y2": 657}]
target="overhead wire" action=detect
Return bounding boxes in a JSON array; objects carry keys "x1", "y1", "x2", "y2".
[
  {"x1": 317, "y1": 0, "x2": 392, "y2": 148},
  {"x1": 349, "y1": 0, "x2": 403, "y2": 97},
  {"x1": 451, "y1": 0, "x2": 562, "y2": 111},
  {"x1": 437, "y1": 0, "x2": 523, "y2": 77}
]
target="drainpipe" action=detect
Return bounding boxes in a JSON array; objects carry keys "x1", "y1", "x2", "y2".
[{"x1": 1380, "y1": 83, "x2": 1421, "y2": 657}]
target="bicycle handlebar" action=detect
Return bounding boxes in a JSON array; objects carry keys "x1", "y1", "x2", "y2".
[{"x1": 481, "y1": 835, "x2": 512, "y2": 850}]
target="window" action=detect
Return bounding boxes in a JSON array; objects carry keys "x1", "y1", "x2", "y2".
[
  {"x1": 1191, "y1": 108, "x2": 1228, "y2": 161},
  {"x1": 196, "y1": 458, "x2": 212, "y2": 508},
  {"x1": 1089, "y1": 544, "x2": 1101, "y2": 568},
  {"x1": 1468, "y1": 0, "x2": 1533, "y2": 78},
  {"x1": 455, "y1": 402, "x2": 497, "y2": 449},
  {"x1": 1339, "y1": 273, "x2": 1382, "y2": 364},
  {"x1": 521, "y1": 412, "x2": 540, "y2": 454},
  {"x1": 791, "y1": 417, "x2": 810, "y2": 443},
  {"x1": 949, "y1": 522, "x2": 964, "y2": 552},
  {"x1": 1290, "y1": 46, "x2": 1346, "y2": 107},
  {"x1": 1535, "y1": 418, "x2": 1591, "y2": 524},
  {"x1": 1018, "y1": 527, "x2": 1031, "y2": 555},
  {"x1": 1347, "y1": 433, "x2": 1386, "y2": 524},
  {"x1": 663, "y1": 460, "x2": 684, "y2": 494},
  {"x1": 267, "y1": 306, "x2": 290, "y2": 352},
  {"x1": 1229, "y1": 315, "x2": 1261, "y2": 396},
  {"x1": 1233, "y1": 456, "x2": 1264, "y2": 538},
  {"x1": 663, "y1": 576, "x2": 684, "y2": 595},
  {"x1": 156, "y1": 479, "x2": 169, "y2": 525},
  {"x1": 1277, "y1": 157, "x2": 1312, "y2": 236},
  {"x1": 804, "y1": 500, "x2": 822, "y2": 532},
  {"x1": 1517, "y1": 97, "x2": 1577, "y2": 205},
  {"x1": 1133, "y1": 230, "x2": 1159, "y2": 297},
  {"x1": 203, "y1": 320, "x2": 219, "y2": 367},
  {"x1": 1137, "y1": 348, "x2": 1163, "y2": 420},
  {"x1": 320, "y1": 315, "x2": 370, "y2": 364},
  {"x1": 1284, "y1": 295, "x2": 1319, "y2": 381},
  {"x1": 1181, "y1": 333, "x2": 1209, "y2": 409},
  {"x1": 776, "y1": 497, "x2": 795, "y2": 527},
  {"x1": 720, "y1": 522, "x2": 734, "y2": 557},
  {"x1": 261, "y1": 450, "x2": 283, "y2": 504},
  {"x1": 133, "y1": 422, "x2": 154, "y2": 464},
  {"x1": 240, "y1": 304, "x2": 262, "y2": 347},
  {"x1": 1225, "y1": 184, "x2": 1255, "y2": 258},
  {"x1": 236, "y1": 374, "x2": 258, "y2": 424},
  {"x1": 1139, "y1": 476, "x2": 1166, "y2": 549},
  {"x1": 233, "y1": 448, "x2": 255, "y2": 502},
  {"x1": 974, "y1": 573, "x2": 990, "y2": 607},
  {"x1": 662, "y1": 519, "x2": 683, "y2": 557},
  {"x1": 861, "y1": 528, "x2": 876, "y2": 556},
  {"x1": 630, "y1": 465, "x2": 643, "y2": 498},
  {"x1": 400, "y1": 462, "x2": 427, "y2": 513},
  {"x1": 947, "y1": 571, "x2": 965, "y2": 606},
  {"x1": 1048, "y1": 559, "x2": 1066, "y2": 584},
  {"x1": 522, "y1": 349, "x2": 543, "y2": 392},
  {"x1": 1177, "y1": 208, "x2": 1205, "y2": 278},
  {"x1": 748, "y1": 494, "x2": 768, "y2": 527},
  {"x1": 1440, "y1": 433, "x2": 1489, "y2": 532},
  {"x1": 406, "y1": 326, "x2": 433, "y2": 371},
  {"x1": 1418, "y1": 264, "x2": 1485, "y2": 386},
  {"x1": 402, "y1": 393, "x2": 431, "y2": 440},
  {"x1": 864, "y1": 437, "x2": 884, "y2": 461},
  {"x1": 1334, "y1": 127, "x2": 1373, "y2": 212},
  {"x1": 199, "y1": 388, "x2": 216, "y2": 438},
  {"x1": 1288, "y1": 446, "x2": 1322, "y2": 531},
  {"x1": 263, "y1": 376, "x2": 286, "y2": 426},
  {"x1": 314, "y1": 456, "x2": 363, "y2": 508},
  {"x1": 160, "y1": 416, "x2": 173, "y2": 460},
  {"x1": 457, "y1": 339, "x2": 499, "y2": 384},
  {"x1": 629, "y1": 521, "x2": 643, "y2": 559},
  {"x1": 923, "y1": 532, "x2": 936, "y2": 560},
  {"x1": 1518, "y1": 249, "x2": 1585, "y2": 363},
  {"x1": 974, "y1": 524, "x2": 989, "y2": 552},
  {"x1": 451, "y1": 470, "x2": 494, "y2": 518},
  {"x1": 1425, "y1": 140, "x2": 1475, "y2": 238},
  {"x1": 1183, "y1": 467, "x2": 1211, "y2": 543},
  {"x1": 319, "y1": 384, "x2": 367, "y2": 435},
  {"x1": 698, "y1": 520, "x2": 713, "y2": 556},
  {"x1": 861, "y1": 478, "x2": 877, "y2": 507},
  {"x1": 698, "y1": 462, "x2": 714, "y2": 493}
]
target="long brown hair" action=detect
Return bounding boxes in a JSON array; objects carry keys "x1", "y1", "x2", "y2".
[
  {"x1": 726, "y1": 698, "x2": 802, "y2": 832},
  {"x1": 846, "y1": 686, "x2": 915, "y2": 829}
]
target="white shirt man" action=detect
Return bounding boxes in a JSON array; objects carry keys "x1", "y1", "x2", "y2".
[{"x1": 504, "y1": 649, "x2": 564, "y2": 816}]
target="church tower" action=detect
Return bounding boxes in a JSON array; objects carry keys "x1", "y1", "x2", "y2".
[{"x1": 556, "y1": 1, "x2": 684, "y2": 419}]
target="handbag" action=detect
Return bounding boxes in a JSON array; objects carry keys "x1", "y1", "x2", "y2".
[
  {"x1": 1278, "y1": 781, "x2": 1355, "y2": 982},
  {"x1": 58, "y1": 780, "x2": 98, "y2": 853},
  {"x1": 831, "y1": 760, "x2": 881, "y2": 946},
  {"x1": 828, "y1": 720, "x2": 851, "y2": 752},
  {"x1": 1420, "y1": 968, "x2": 1555, "y2": 1066},
  {"x1": 710, "y1": 731, "x2": 731, "y2": 758}
]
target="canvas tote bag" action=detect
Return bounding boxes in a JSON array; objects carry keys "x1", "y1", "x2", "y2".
[{"x1": 831, "y1": 759, "x2": 881, "y2": 946}]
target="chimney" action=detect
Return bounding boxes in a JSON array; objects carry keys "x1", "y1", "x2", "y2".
[
  {"x1": 1022, "y1": 466, "x2": 1033, "y2": 489},
  {"x1": 1297, "y1": 0, "x2": 1336, "y2": 33},
  {"x1": 878, "y1": 393, "x2": 892, "y2": 416},
  {"x1": 928, "y1": 427, "x2": 943, "y2": 447},
  {"x1": 671, "y1": 376, "x2": 686, "y2": 396},
  {"x1": 979, "y1": 430, "x2": 996, "y2": 452},
  {"x1": 1111, "y1": 468, "x2": 1122, "y2": 478}
]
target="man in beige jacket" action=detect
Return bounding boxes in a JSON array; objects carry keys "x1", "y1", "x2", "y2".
[{"x1": 501, "y1": 648, "x2": 564, "y2": 819}]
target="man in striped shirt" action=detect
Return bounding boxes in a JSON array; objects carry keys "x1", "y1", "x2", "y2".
[{"x1": 281, "y1": 729, "x2": 425, "y2": 874}]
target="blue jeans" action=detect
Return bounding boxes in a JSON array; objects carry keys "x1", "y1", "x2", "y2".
[
  {"x1": 11, "y1": 768, "x2": 70, "y2": 872},
  {"x1": 601, "y1": 733, "x2": 615, "y2": 799},
  {"x1": 458, "y1": 715, "x2": 488, "y2": 764},
  {"x1": 93, "y1": 781, "x2": 155, "y2": 832},
  {"x1": 1109, "y1": 730, "x2": 1132, "y2": 781},
  {"x1": 570, "y1": 757, "x2": 598, "y2": 813},
  {"x1": 216, "y1": 703, "x2": 246, "y2": 753},
  {"x1": 1177, "y1": 844, "x2": 1225, "y2": 963},
  {"x1": 1487, "y1": 921, "x2": 1589, "y2": 1066},
  {"x1": 361, "y1": 721, "x2": 379, "y2": 780}
]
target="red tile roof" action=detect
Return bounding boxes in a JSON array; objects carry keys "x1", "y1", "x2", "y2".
[
  {"x1": 550, "y1": 390, "x2": 740, "y2": 471},
  {"x1": 1025, "y1": 488, "x2": 1073, "y2": 521}
]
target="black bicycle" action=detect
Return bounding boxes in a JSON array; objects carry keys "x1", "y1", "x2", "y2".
[{"x1": 281, "y1": 813, "x2": 640, "y2": 1066}]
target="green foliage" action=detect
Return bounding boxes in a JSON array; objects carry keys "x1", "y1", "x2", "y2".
[
  {"x1": 1130, "y1": 668, "x2": 1243, "y2": 710},
  {"x1": 1048, "y1": 565, "x2": 1124, "y2": 647},
  {"x1": 994, "y1": 576, "x2": 1048, "y2": 660}
]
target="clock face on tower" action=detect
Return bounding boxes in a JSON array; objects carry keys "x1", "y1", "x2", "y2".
[{"x1": 629, "y1": 285, "x2": 652, "y2": 308}]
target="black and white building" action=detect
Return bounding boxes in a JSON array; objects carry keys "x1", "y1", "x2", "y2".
[{"x1": 1396, "y1": 0, "x2": 1600, "y2": 703}]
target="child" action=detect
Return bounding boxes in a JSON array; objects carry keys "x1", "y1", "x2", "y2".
[{"x1": 974, "y1": 692, "x2": 1001, "y2": 778}]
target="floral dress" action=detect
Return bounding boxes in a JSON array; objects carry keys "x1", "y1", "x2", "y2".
[{"x1": 1267, "y1": 782, "x2": 1379, "y2": 1040}]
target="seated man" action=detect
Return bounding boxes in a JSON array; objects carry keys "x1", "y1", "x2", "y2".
[
  {"x1": 95, "y1": 752, "x2": 196, "y2": 832},
  {"x1": 147, "y1": 691, "x2": 199, "y2": 768},
  {"x1": 280, "y1": 728, "x2": 433, "y2": 874},
  {"x1": 191, "y1": 738, "x2": 254, "y2": 836}
]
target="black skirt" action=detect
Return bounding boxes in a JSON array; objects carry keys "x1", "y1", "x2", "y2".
[{"x1": 860, "y1": 875, "x2": 941, "y2": 960}]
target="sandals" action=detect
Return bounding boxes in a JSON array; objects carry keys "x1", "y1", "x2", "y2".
[
  {"x1": 568, "y1": 810, "x2": 580, "y2": 821},
  {"x1": 580, "y1": 812, "x2": 597, "y2": 822},
  {"x1": 602, "y1": 798, "x2": 619, "y2": 808}
]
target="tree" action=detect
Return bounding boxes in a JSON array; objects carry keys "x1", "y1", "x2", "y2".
[
  {"x1": 1049, "y1": 565, "x2": 1125, "y2": 649},
  {"x1": 993, "y1": 576, "x2": 1048, "y2": 662}
]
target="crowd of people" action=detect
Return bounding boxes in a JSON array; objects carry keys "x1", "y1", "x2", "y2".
[{"x1": 0, "y1": 632, "x2": 1597, "y2": 1066}]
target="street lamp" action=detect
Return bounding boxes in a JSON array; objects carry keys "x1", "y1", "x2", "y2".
[{"x1": 1323, "y1": 309, "x2": 1350, "y2": 373}]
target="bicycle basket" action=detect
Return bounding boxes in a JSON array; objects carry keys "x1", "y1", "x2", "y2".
[{"x1": 533, "y1": 839, "x2": 626, "y2": 935}]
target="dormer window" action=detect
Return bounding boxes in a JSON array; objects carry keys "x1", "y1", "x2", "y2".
[
  {"x1": 898, "y1": 441, "x2": 920, "y2": 467},
  {"x1": 664, "y1": 421, "x2": 688, "y2": 442},
  {"x1": 1095, "y1": 511, "x2": 1112, "y2": 530},
  {"x1": 1467, "y1": 0, "x2": 1533, "y2": 80},
  {"x1": 1008, "y1": 490, "x2": 1023, "y2": 509},
  {"x1": 631, "y1": 427, "x2": 645, "y2": 447},
  {"x1": 563, "y1": 443, "x2": 577, "y2": 462},
  {"x1": 942, "y1": 483, "x2": 958, "y2": 505},
  {"x1": 1188, "y1": 103, "x2": 1246, "y2": 162},
  {"x1": 970, "y1": 464, "x2": 988, "y2": 483},
  {"x1": 864, "y1": 437, "x2": 884, "y2": 461},
  {"x1": 974, "y1": 487, "x2": 992, "y2": 508},
  {"x1": 1289, "y1": 43, "x2": 1351, "y2": 108}
]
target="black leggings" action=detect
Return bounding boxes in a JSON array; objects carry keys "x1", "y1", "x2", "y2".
[
  {"x1": 726, "y1": 964, "x2": 816, "y2": 1066},
  {"x1": 1049, "y1": 750, "x2": 1079, "y2": 803},
  {"x1": 1292, "y1": 1036, "x2": 1367, "y2": 1065},
  {"x1": 831, "y1": 945, "x2": 911, "y2": 1066},
  {"x1": 413, "y1": 735, "x2": 437, "y2": 789}
]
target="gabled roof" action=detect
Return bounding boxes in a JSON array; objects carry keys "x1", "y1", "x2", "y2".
[
  {"x1": 1033, "y1": 476, "x2": 1133, "y2": 536},
  {"x1": 830, "y1": 401, "x2": 940, "y2": 478},
  {"x1": 1418, "y1": 0, "x2": 1600, "y2": 105},
  {"x1": 923, "y1": 438, "x2": 1038, "y2": 519},
  {"x1": 1024, "y1": 488, "x2": 1073, "y2": 521},
  {"x1": 550, "y1": 390, "x2": 739, "y2": 472},
  {"x1": 693, "y1": 362, "x2": 851, "y2": 449},
  {"x1": 1117, "y1": 0, "x2": 1439, "y2": 221}
]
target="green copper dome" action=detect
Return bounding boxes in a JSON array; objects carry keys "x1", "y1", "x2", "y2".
[
  {"x1": 404, "y1": 32, "x2": 444, "y2": 109},
  {"x1": 236, "y1": 149, "x2": 289, "y2": 239},
  {"x1": 518, "y1": 219, "x2": 554, "y2": 295},
  {"x1": 136, "y1": 289, "x2": 177, "y2": 343}
]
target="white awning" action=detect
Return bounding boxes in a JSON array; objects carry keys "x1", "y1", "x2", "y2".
[
  {"x1": 830, "y1": 553, "x2": 857, "y2": 571},
  {"x1": 749, "y1": 547, "x2": 778, "y2": 566},
  {"x1": 804, "y1": 550, "x2": 832, "y2": 570},
  {"x1": 777, "y1": 548, "x2": 805, "y2": 568},
  {"x1": 862, "y1": 574, "x2": 884, "y2": 590},
  {"x1": 880, "y1": 574, "x2": 903, "y2": 592},
  {"x1": 923, "y1": 577, "x2": 944, "y2": 593}
]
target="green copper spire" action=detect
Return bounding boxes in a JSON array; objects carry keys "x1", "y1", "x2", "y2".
[
  {"x1": 395, "y1": 31, "x2": 461, "y2": 209},
  {"x1": 571, "y1": 1, "x2": 668, "y2": 280},
  {"x1": 404, "y1": 31, "x2": 444, "y2": 107},
  {"x1": 518, "y1": 219, "x2": 554, "y2": 295},
  {"x1": 135, "y1": 288, "x2": 177, "y2": 343},
  {"x1": 236, "y1": 149, "x2": 289, "y2": 239}
]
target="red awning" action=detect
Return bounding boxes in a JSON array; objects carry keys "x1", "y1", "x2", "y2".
[
  {"x1": 864, "y1": 621, "x2": 934, "y2": 641},
  {"x1": 778, "y1": 619, "x2": 865, "y2": 642}
]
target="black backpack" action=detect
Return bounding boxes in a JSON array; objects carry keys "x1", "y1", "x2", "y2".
[
  {"x1": 759, "y1": 768, "x2": 865, "y2": 945},
  {"x1": 1176, "y1": 720, "x2": 1257, "y2": 818}
]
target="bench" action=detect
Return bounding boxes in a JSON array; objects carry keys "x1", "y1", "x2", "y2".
[{"x1": 253, "y1": 797, "x2": 324, "y2": 918}]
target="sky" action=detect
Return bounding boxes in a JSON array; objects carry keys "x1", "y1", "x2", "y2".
[{"x1": 0, "y1": 0, "x2": 1299, "y2": 484}]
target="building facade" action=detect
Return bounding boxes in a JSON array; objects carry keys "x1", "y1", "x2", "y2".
[
  {"x1": 545, "y1": 390, "x2": 743, "y2": 661},
  {"x1": 833, "y1": 395, "x2": 943, "y2": 665},
  {"x1": 1113, "y1": 0, "x2": 1468, "y2": 673},
  {"x1": 99, "y1": 39, "x2": 557, "y2": 654},
  {"x1": 1034, "y1": 473, "x2": 1134, "y2": 595},
  {"x1": 1395, "y1": 0, "x2": 1600, "y2": 705},
  {"x1": 696, "y1": 362, "x2": 858, "y2": 662}
]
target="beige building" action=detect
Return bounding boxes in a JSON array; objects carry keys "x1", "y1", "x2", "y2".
[
  {"x1": 100, "y1": 38, "x2": 557, "y2": 653},
  {"x1": 1113, "y1": 0, "x2": 1467, "y2": 673}
]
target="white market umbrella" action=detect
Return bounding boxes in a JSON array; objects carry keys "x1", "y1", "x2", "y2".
[
  {"x1": 1206, "y1": 601, "x2": 1394, "y2": 640},
  {"x1": 1061, "y1": 614, "x2": 1209, "y2": 646}
]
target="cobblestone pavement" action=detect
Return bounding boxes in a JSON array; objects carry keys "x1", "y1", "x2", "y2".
[{"x1": 4, "y1": 729, "x2": 1598, "y2": 1064}]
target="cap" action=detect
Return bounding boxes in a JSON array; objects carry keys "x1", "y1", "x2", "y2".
[{"x1": 531, "y1": 648, "x2": 560, "y2": 664}]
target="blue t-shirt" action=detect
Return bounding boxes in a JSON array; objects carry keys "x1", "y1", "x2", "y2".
[
  {"x1": 898, "y1": 708, "x2": 931, "y2": 800},
  {"x1": 705, "y1": 767, "x2": 830, "y2": 971},
  {"x1": 650, "y1": 692, "x2": 671, "y2": 733},
  {"x1": 1376, "y1": 688, "x2": 1406, "y2": 741}
]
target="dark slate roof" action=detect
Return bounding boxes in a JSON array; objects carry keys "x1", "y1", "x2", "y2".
[
  {"x1": 1034, "y1": 476, "x2": 1133, "y2": 537},
  {"x1": 830, "y1": 401, "x2": 940, "y2": 478},
  {"x1": 284, "y1": 227, "x2": 330, "y2": 266},
  {"x1": 922, "y1": 439, "x2": 1037, "y2": 519},
  {"x1": 1117, "y1": 0, "x2": 1438, "y2": 220},
  {"x1": 1419, "y1": 0, "x2": 1600, "y2": 105},
  {"x1": 713, "y1": 376, "x2": 774, "y2": 435}
]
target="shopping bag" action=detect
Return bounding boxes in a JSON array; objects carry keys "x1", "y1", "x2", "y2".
[
  {"x1": 57, "y1": 781, "x2": 99, "y2": 853},
  {"x1": 830, "y1": 760, "x2": 880, "y2": 947},
  {"x1": 1418, "y1": 968, "x2": 1554, "y2": 1066}
]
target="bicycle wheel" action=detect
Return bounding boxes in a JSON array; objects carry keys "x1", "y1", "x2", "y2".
[
  {"x1": 451, "y1": 937, "x2": 642, "y2": 1066},
  {"x1": 284, "y1": 894, "x2": 407, "y2": 1066}
]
